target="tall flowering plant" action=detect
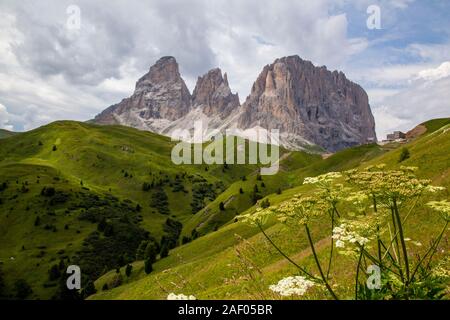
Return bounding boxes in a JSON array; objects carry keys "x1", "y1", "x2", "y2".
[{"x1": 241, "y1": 165, "x2": 449, "y2": 299}]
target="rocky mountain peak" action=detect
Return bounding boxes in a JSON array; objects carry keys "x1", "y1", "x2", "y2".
[
  {"x1": 135, "y1": 56, "x2": 181, "y2": 92},
  {"x1": 192, "y1": 68, "x2": 240, "y2": 118},
  {"x1": 94, "y1": 56, "x2": 191, "y2": 126},
  {"x1": 238, "y1": 55, "x2": 376, "y2": 151}
]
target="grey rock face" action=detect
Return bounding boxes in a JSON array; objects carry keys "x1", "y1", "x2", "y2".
[
  {"x1": 94, "y1": 56, "x2": 191, "y2": 126},
  {"x1": 238, "y1": 55, "x2": 376, "y2": 151},
  {"x1": 192, "y1": 68, "x2": 240, "y2": 119}
]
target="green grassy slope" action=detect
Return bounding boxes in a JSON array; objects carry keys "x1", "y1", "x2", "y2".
[
  {"x1": 90, "y1": 118, "x2": 450, "y2": 300},
  {"x1": 0, "y1": 121, "x2": 316, "y2": 299}
]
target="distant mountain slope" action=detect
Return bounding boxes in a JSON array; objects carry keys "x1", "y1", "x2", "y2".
[{"x1": 0, "y1": 129, "x2": 17, "y2": 139}]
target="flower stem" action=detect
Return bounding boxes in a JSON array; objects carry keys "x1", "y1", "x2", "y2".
[
  {"x1": 393, "y1": 199, "x2": 410, "y2": 283},
  {"x1": 410, "y1": 221, "x2": 448, "y2": 282},
  {"x1": 257, "y1": 223, "x2": 318, "y2": 281},
  {"x1": 305, "y1": 224, "x2": 339, "y2": 300},
  {"x1": 326, "y1": 208, "x2": 336, "y2": 279},
  {"x1": 355, "y1": 247, "x2": 364, "y2": 300}
]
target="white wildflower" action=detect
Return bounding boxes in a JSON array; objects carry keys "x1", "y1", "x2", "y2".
[
  {"x1": 303, "y1": 172, "x2": 342, "y2": 185},
  {"x1": 269, "y1": 276, "x2": 315, "y2": 297},
  {"x1": 335, "y1": 240, "x2": 345, "y2": 248},
  {"x1": 425, "y1": 185, "x2": 446, "y2": 193},
  {"x1": 427, "y1": 200, "x2": 450, "y2": 221},
  {"x1": 303, "y1": 177, "x2": 319, "y2": 184},
  {"x1": 167, "y1": 293, "x2": 196, "y2": 300},
  {"x1": 399, "y1": 166, "x2": 418, "y2": 172},
  {"x1": 240, "y1": 207, "x2": 273, "y2": 226},
  {"x1": 332, "y1": 223, "x2": 370, "y2": 249}
]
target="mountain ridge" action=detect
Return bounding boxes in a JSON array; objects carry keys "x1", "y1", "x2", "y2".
[{"x1": 94, "y1": 55, "x2": 377, "y2": 152}]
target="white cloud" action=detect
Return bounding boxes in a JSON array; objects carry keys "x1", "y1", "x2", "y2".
[
  {"x1": 0, "y1": 0, "x2": 371, "y2": 131},
  {"x1": 0, "y1": 0, "x2": 448, "y2": 140},
  {"x1": 416, "y1": 61, "x2": 450, "y2": 81},
  {"x1": 0, "y1": 103, "x2": 14, "y2": 131},
  {"x1": 373, "y1": 69, "x2": 450, "y2": 139},
  {"x1": 407, "y1": 43, "x2": 450, "y2": 63},
  {"x1": 389, "y1": 0, "x2": 415, "y2": 9}
]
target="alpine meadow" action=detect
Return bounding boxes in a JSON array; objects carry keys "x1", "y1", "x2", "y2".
[{"x1": 1, "y1": 0, "x2": 450, "y2": 308}]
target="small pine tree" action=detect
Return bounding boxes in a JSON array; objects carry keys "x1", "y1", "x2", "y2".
[
  {"x1": 144, "y1": 242, "x2": 158, "y2": 263},
  {"x1": 276, "y1": 188, "x2": 282, "y2": 195},
  {"x1": 14, "y1": 279, "x2": 33, "y2": 299},
  {"x1": 97, "y1": 217, "x2": 107, "y2": 232},
  {"x1": 48, "y1": 264, "x2": 61, "y2": 281},
  {"x1": 52, "y1": 145, "x2": 57, "y2": 151},
  {"x1": 239, "y1": 187, "x2": 244, "y2": 194},
  {"x1": 219, "y1": 202, "x2": 225, "y2": 211},
  {"x1": 125, "y1": 264, "x2": 133, "y2": 277},
  {"x1": 144, "y1": 258, "x2": 153, "y2": 274},
  {"x1": 102, "y1": 283, "x2": 109, "y2": 291},
  {"x1": 34, "y1": 216, "x2": 41, "y2": 226},
  {"x1": 82, "y1": 281, "x2": 97, "y2": 298},
  {"x1": 142, "y1": 182, "x2": 151, "y2": 191},
  {"x1": 398, "y1": 147, "x2": 410, "y2": 162},
  {"x1": 160, "y1": 243, "x2": 169, "y2": 258}
]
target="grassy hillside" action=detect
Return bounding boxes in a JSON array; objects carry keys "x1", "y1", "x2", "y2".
[
  {"x1": 0, "y1": 121, "x2": 315, "y2": 299},
  {"x1": 89, "y1": 118, "x2": 450, "y2": 300},
  {"x1": 0, "y1": 129, "x2": 17, "y2": 139}
]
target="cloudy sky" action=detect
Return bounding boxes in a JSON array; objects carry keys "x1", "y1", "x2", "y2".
[{"x1": 0, "y1": 0, "x2": 449, "y2": 138}]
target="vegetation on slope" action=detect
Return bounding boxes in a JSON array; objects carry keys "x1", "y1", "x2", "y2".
[
  {"x1": 90, "y1": 118, "x2": 450, "y2": 300},
  {"x1": 0, "y1": 121, "x2": 314, "y2": 299}
]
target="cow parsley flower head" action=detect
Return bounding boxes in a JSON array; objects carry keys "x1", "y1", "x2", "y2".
[
  {"x1": 167, "y1": 293, "x2": 196, "y2": 300},
  {"x1": 425, "y1": 185, "x2": 446, "y2": 193},
  {"x1": 332, "y1": 223, "x2": 370, "y2": 248},
  {"x1": 331, "y1": 213, "x2": 387, "y2": 255},
  {"x1": 344, "y1": 166, "x2": 430, "y2": 203},
  {"x1": 427, "y1": 200, "x2": 450, "y2": 221},
  {"x1": 276, "y1": 196, "x2": 326, "y2": 225},
  {"x1": 303, "y1": 172, "x2": 342, "y2": 185},
  {"x1": 269, "y1": 276, "x2": 315, "y2": 296},
  {"x1": 240, "y1": 206, "x2": 274, "y2": 226},
  {"x1": 431, "y1": 255, "x2": 450, "y2": 279},
  {"x1": 344, "y1": 191, "x2": 369, "y2": 214}
]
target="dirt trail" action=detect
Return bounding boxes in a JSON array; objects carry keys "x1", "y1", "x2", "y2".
[
  {"x1": 262, "y1": 236, "x2": 332, "y2": 273},
  {"x1": 223, "y1": 195, "x2": 235, "y2": 207}
]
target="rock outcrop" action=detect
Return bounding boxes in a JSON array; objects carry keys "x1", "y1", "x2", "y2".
[
  {"x1": 192, "y1": 68, "x2": 240, "y2": 119},
  {"x1": 94, "y1": 56, "x2": 191, "y2": 131},
  {"x1": 237, "y1": 56, "x2": 376, "y2": 151}
]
